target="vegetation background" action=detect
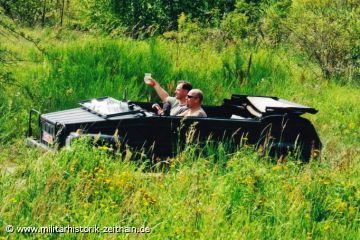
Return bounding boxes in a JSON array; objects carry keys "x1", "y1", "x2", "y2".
[{"x1": 0, "y1": 0, "x2": 359, "y2": 239}]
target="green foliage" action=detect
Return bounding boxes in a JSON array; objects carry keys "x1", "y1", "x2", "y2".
[
  {"x1": 0, "y1": 47, "x2": 15, "y2": 89},
  {"x1": 0, "y1": 0, "x2": 43, "y2": 26},
  {"x1": 81, "y1": 0, "x2": 122, "y2": 34},
  {"x1": 219, "y1": 0, "x2": 291, "y2": 44},
  {"x1": 162, "y1": 13, "x2": 217, "y2": 46},
  {"x1": 31, "y1": 39, "x2": 176, "y2": 111},
  {"x1": 0, "y1": 96, "x2": 28, "y2": 144},
  {"x1": 17, "y1": 37, "x2": 298, "y2": 113},
  {"x1": 0, "y1": 142, "x2": 359, "y2": 239},
  {"x1": 0, "y1": 0, "x2": 83, "y2": 27},
  {"x1": 220, "y1": 11, "x2": 249, "y2": 41},
  {"x1": 84, "y1": 0, "x2": 236, "y2": 37},
  {"x1": 260, "y1": 0, "x2": 292, "y2": 45},
  {"x1": 233, "y1": 0, "x2": 264, "y2": 41},
  {"x1": 286, "y1": 0, "x2": 360, "y2": 81},
  {"x1": 217, "y1": 0, "x2": 359, "y2": 81},
  {"x1": 2, "y1": 0, "x2": 358, "y2": 82}
]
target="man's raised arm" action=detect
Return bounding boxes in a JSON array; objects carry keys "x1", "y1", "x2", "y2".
[{"x1": 144, "y1": 76, "x2": 169, "y2": 102}]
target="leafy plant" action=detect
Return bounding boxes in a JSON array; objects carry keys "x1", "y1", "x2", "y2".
[{"x1": 286, "y1": 0, "x2": 360, "y2": 81}]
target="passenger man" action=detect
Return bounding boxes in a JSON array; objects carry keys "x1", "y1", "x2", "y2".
[
  {"x1": 144, "y1": 75, "x2": 192, "y2": 116},
  {"x1": 177, "y1": 89, "x2": 207, "y2": 117}
]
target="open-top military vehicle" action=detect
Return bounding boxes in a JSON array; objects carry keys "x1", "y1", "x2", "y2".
[{"x1": 26, "y1": 95, "x2": 321, "y2": 161}]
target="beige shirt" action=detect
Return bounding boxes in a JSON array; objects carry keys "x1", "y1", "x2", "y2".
[
  {"x1": 177, "y1": 107, "x2": 207, "y2": 117},
  {"x1": 165, "y1": 96, "x2": 188, "y2": 116}
]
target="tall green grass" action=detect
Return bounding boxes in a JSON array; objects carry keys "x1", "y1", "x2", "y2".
[
  {"x1": 0, "y1": 142, "x2": 359, "y2": 239},
  {"x1": 0, "y1": 30, "x2": 359, "y2": 239},
  {"x1": 21, "y1": 37, "x2": 296, "y2": 113}
]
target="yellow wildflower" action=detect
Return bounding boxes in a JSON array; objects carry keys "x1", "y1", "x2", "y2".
[
  {"x1": 98, "y1": 146, "x2": 109, "y2": 151},
  {"x1": 272, "y1": 165, "x2": 282, "y2": 171},
  {"x1": 355, "y1": 189, "x2": 360, "y2": 200},
  {"x1": 334, "y1": 198, "x2": 347, "y2": 212},
  {"x1": 323, "y1": 221, "x2": 331, "y2": 231},
  {"x1": 312, "y1": 149, "x2": 320, "y2": 158},
  {"x1": 348, "y1": 206, "x2": 356, "y2": 216},
  {"x1": 245, "y1": 176, "x2": 255, "y2": 186},
  {"x1": 66, "y1": 88, "x2": 73, "y2": 96}
]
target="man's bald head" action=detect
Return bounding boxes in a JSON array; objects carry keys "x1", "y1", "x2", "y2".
[
  {"x1": 188, "y1": 89, "x2": 203, "y2": 102},
  {"x1": 186, "y1": 89, "x2": 204, "y2": 109}
]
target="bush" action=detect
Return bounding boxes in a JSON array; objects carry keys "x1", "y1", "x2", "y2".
[
  {"x1": 285, "y1": 0, "x2": 360, "y2": 81},
  {"x1": 84, "y1": 0, "x2": 236, "y2": 38}
]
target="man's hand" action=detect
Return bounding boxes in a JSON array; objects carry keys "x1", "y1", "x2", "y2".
[
  {"x1": 144, "y1": 76, "x2": 157, "y2": 87},
  {"x1": 152, "y1": 103, "x2": 164, "y2": 115},
  {"x1": 144, "y1": 75, "x2": 169, "y2": 102}
]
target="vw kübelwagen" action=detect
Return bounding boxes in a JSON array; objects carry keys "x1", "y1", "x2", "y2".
[{"x1": 26, "y1": 95, "x2": 322, "y2": 161}]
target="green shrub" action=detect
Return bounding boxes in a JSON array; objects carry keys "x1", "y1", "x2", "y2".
[{"x1": 286, "y1": 0, "x2": 360, "y2": 81}]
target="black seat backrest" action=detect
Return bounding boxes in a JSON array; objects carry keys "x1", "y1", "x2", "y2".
[
  {"x1": 222, "y1": 100, "x2": 256, "y2": 118},
  {"x1": 202, "y1": 106, "x2": 231, "y2": 118}
]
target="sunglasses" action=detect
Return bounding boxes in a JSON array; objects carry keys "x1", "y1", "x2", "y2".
[{"x1": 186, "y1": 95, "x2": 198, "y2": 99}]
